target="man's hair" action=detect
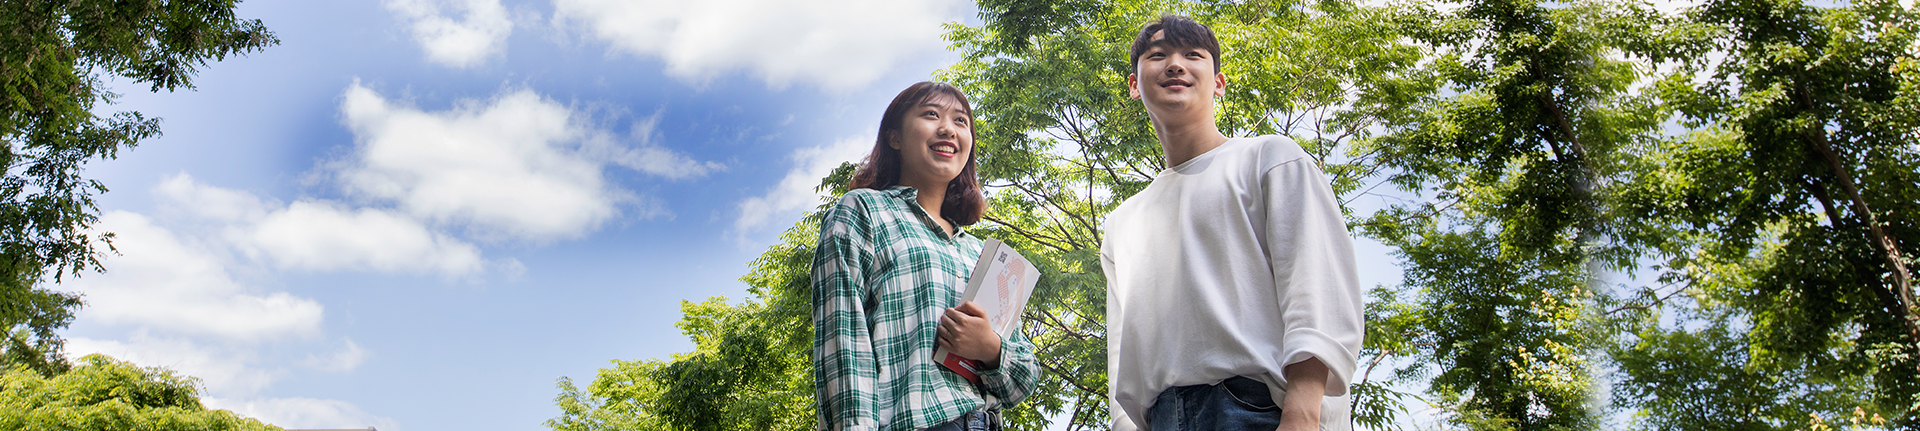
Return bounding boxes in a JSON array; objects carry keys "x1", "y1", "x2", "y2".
[
  {"x1": 848, "y1": 81, "x2": 986, "y2": 226},
  {"x1": 1129, "y1": 14, "x2": 1222, "y2": 74}
]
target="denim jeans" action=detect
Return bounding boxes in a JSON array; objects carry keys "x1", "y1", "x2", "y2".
[
  {"x1": 923, "y1": 410, "x2": 995, "y2": 431},
  {"x1": 1147, "y1": 376, "x2": 1282, "y2": 431}
]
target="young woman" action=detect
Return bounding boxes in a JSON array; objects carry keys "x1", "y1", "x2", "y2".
[{"x1": 812, "y1": 81, "x2": 1039, "y2": 430}]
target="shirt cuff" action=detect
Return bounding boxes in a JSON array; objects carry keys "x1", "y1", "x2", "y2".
[
  {"x1": 1281, "y1": 328, "x2": 1359, "y2": 396},
  {"x1": 976, "y1": 335, "x2": 1023, "y2": 401}
]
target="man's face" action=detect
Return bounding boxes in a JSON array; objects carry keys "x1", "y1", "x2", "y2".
[{"x1": 1128, "y1": 30, "x2": 1225, "y2": 118}]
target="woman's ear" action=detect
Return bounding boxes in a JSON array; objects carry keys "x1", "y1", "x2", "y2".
[{"x1": 885, "y1": 130, "x2": 900, "y2": 150}]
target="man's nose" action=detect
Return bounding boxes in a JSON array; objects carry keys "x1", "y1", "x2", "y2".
[{"x1": 1165, "y1": 62, "x2": 1185, "y2": 76}]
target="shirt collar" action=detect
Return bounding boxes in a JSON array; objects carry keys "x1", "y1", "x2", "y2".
[{"x1": 884, "y1": 185, "x2": 970, "y2": 240}]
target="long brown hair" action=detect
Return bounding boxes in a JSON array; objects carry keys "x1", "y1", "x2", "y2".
[{"x1": 848, "y1": 81, "x2": 985, "y2": 226}]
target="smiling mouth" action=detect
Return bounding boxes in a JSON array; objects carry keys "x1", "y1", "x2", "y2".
[
  {"x1": 1160, "y1": 78, "x2": 1193, "y2": 89},
  {"x1": 932, "y1": 142, "x2": 958, "y2": 157}
]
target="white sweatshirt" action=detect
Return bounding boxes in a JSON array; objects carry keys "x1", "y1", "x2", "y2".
[{"x1": 1100, "y1": 135, "x2": 1363, "y2": 431}]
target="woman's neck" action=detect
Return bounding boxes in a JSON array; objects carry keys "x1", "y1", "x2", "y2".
[{"x1": 908, "y1": 183, "x2": 952, "y2": 236}]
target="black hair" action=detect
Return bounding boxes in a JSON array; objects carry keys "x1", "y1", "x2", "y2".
[{"x1": 1129, "y1": 14, "x2": 1223, "y2": 74}]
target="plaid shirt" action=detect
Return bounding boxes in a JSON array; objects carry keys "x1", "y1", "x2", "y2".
[{"x1": 812, "y1": 186, "x2": 1040, "y2": 430}]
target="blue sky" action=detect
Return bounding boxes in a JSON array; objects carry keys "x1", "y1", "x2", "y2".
[
  {"x1": 64, "y1": 0, "x2": 979, "y2": 428},
  {"x1": 58, "y1": 0, "x2": 1418, "y2": 429}
]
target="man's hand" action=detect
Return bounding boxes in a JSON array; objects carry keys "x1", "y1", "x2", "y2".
[
  {"x1": 937, "y1": 301, "x2": 1003, "y2": 368},
  {"x1": 1278, "y1": 357, "x2": 1329, "y2": 431}
]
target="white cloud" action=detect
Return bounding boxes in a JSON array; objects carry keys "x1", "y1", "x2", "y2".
[
  {"x1": 583, "y1": 112, "x2": 726, "y2": 180},
  {"x1": 386, "y1": 0, "x2": 512, "y2": 68},
  {"x1": 63, "y1": 180, "x2": 398, "y2": 430},
  {"x1": 242, "y1": 200, "x2": 485, "y2": 275},
  {"x1": 155, "y1": 174, "x2": 270, "y2": 222},
  {"x1": 207, "y1": 397, "x2": 401, "y2": 431},
  {"x1": 300, "y1": 339, "x2": 370, "y2": 373},
  {"x1": 68, "y1": 334, "x2": 282, "y2": 396},
  {"x1": 339, "y1": 83, "x2": 703, "y2": 240},
  {"x1": 552, "y1": 0, "x2": 972, "y2": 91},
  {"x1": 732, "y1": 137, "x2": 870, "y2": 242},
  {"x1": 156, "y1": 173, "x2": 489, "y2": 277},
  {"x1": 68, "y1": 211, "x2": 324, "y2": 342}
]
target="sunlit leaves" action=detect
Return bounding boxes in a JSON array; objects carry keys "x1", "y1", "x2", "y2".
[{"x1": 0, "y1": 355, "x2": 280, "y2": 431}]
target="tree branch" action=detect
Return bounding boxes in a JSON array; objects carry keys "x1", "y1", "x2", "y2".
[
  {"x1": 1795, "y1": 83, "x2": 1920, "y2": 344},
  {"x1": 981, "y1": 214, "x2": 1077, "y2": 253}
]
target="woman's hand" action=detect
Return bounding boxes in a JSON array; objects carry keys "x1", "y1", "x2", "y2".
[{"x1": 937, "y1": 301, "x2": 1003, "y2": 368}]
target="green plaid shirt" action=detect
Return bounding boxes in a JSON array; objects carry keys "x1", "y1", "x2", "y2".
[{"x1": 812, "y1": 186, "x2": 1039, "y2": 430}]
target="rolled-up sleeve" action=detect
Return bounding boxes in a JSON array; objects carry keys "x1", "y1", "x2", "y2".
[
  {"x1": 813, "y1": 198, "x2": 880, "y2": 429},
  {"x1": 1262, "y1": 159, "x2": 1364, "y2": 396}
]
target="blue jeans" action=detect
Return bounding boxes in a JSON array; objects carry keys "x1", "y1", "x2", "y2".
[
  {"x1": 1148, "y1": 376, "x2": 1282, "y2": 431},
  {"x1": 923, "y1": 410, "x2": 995, "y2": 431}
]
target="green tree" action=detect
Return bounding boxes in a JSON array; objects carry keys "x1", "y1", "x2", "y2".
[
  {"x1": 1355, "y1": 0, "x2": 1696, "y2": 427},
  {"x1": 0, "y1": 354, "x2": 282, "y2": 430},
  {"x1": 1608, "y1": 0, "x2": 1920, "y2": 426},
  {"x1": 1, "y1": 0, "x2": 277, "y2": 376},
  {"x1": 549, "y1": 173, "x2": 845, "y2": 431}
]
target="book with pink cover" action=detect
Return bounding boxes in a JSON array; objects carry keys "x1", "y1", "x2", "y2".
[{"x1": 934, "y1": 238, "x2": 1040, "y2": 385}]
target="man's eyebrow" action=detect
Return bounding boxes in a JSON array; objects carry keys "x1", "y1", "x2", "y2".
[{"x1": 1145, "y1": 39, "x2": 1205, "y2": 55}]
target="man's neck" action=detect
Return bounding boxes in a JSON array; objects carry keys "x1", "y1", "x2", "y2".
[{"x1": 1153, "y1": 118, "x2": 1231, "y2": 168}]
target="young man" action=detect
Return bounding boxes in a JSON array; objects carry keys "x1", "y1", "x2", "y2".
[{"x1": 1100, "y1": 15, "x2": 1363, "y2": 431}]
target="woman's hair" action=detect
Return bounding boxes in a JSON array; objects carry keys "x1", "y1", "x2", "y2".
[{"x1": 848, "y1": 81, "x2": 985, "y2": 226}]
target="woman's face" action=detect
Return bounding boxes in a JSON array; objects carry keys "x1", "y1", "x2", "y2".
[{"x1": 889, "y1": 93, "x2": 973, "y2": 191}]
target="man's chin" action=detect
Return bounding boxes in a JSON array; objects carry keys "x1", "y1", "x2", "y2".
[{"x1": 1144, "y1": 96, "x2": 1200, "y2": 115}]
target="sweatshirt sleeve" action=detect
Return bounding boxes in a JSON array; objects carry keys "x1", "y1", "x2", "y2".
[
  {"x1": 1101, "y1": 244, "x2": 1146, "y2": 431},
  {"x1": 812, "y1": 196, "x2": 881, "y2": 429},
  {"x1": 1261, "y1": 158, "x2": 1364, "y2": 396}
]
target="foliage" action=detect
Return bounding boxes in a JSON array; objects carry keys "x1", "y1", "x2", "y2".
[
  {"x1": 1353, "y1": 0, "x2": 1694, "y2": 427},
  {"x1": 0, "y1": 354, "x2": 281, "y2": 431},
  {"x1": 0, "y1": 0, "x2": 277, "y2": 376},
  {"x1": 1606, "y1": 0, "x2": 1920, "y2": 426}
]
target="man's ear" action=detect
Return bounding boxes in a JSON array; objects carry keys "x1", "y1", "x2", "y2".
[
  {"x1": 1213, "y1": 72, "x2": 1228, "y2": 98},
  {"x1": 1128, "y1": 73, "x2": 1142, "y2": 100}
]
